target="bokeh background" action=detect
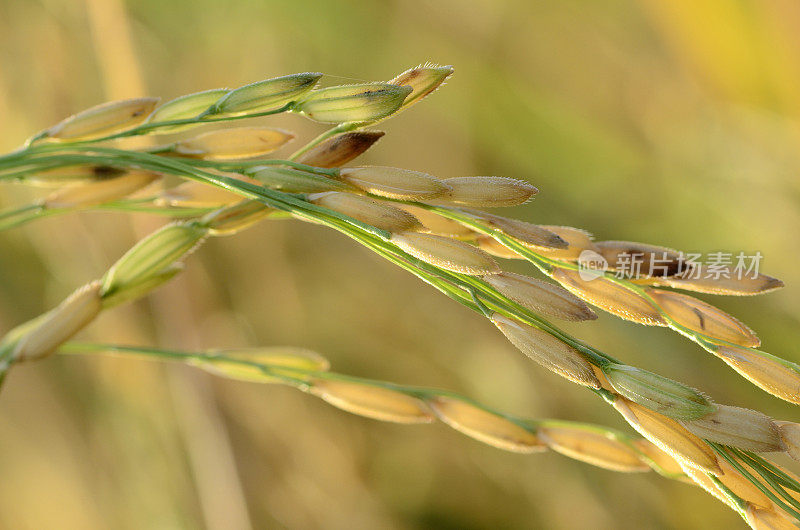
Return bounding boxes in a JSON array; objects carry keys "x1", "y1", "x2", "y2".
[{"x1": 1, "y1": 0, "x2": 800, "y2": 528}]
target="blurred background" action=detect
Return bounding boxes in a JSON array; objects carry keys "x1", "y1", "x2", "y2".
[{"x1": 1, "y1": 0, "x2": 800, "y2": 528}]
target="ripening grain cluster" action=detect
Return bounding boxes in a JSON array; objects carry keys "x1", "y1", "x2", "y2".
[{"x1": 1, "y1": 63, "x2": 799, "y2": 529}]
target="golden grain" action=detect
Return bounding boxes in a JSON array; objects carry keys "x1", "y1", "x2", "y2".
[
  {"x1": 389, "y1": 63, "x2": 454, "y2": 109},
  {"x1": 27, "y1": 165, "x2": 125, "y2": 187},
  {"x1": 340, "y1": 166, "x2": 451, "y2": 200},
  {"x1": 594, "y1": 240, "x2": 688, "y2": 278},
  {"x1": 483, "y1": 272, "x2": 596, "y2": 321},
  {"x1": 613, "y1": 398, "x2": 720, "y2": 474},
  {"x1": 173, "y1": 127, "x2": 294, "y2": 159},
  {"x1": 537, "y1": 425, "x2": 649, "y2": 472},
  {"x1": 775, "y1": 422, "x2": 800, "y2": 462},
  {"x1": 745, "y1": 505, "x2": 800, "y2": 530},
  {"x1": 631, "y1": 439, "x2": 686, "y2": 476},
  {"x1": 158, "y1": 180, "x2": 246, "y2": 208},
  {"x1": 202, "y1": 200, "x2": 276, "y2": 235},
  {"x1": 45, "y1": 97, "x2": 160, "y2": 141},
  {"x1": 681, "y1": 405, "x2": 784, "y2": 453},
  {"x1": 432, "y1": 177, "x2": 537, "y2": 207},
  {"x1": 475, "y1": 236, "x2": 524, "y2": 259},
  {"x1": 44, "y1": 170, "x2": 161, "y2": 209},
  {"x1": 471, "y1": 213, "x2": 567, "y2": 249},
  {"x1": 679, "y1": 462, "x2": 737, "y2": 509},
  {"x1": 657, "y1": 266, "x2": 784, "y2": 296},
  {"x1": 399, "y1": 204, "x2": 477, "y2": 238},
  {"x1": 716, "y1": 459, "x2": 774, "y2": 509},
  {"x1": 647, "y1": 289, "x2": 760, "y2": 347},
  {"x1": 391, "y1": 231, "x2": 500, "y2": 275},
  {"x1": 490, "y1": 314, "x2": 600, "y2": 388},
  {"x1": 533, "y1": 225, "x2": 598, "y2": 260},
  {"x1": 428, "y1": 396, "x2": 546, "y2": 453},
  {"x1": 714, "y1": 346, "x2": 800, "y2": 405},
  {"x1": 14, "y1": 282, "x2": 103, "y2": 361},
  {"x1": 310, "y1": 192, "x2": 422, "y2": 232},
  {"x1": 552, "y1": 268, "x2": 666, "y2": 325},
  {"x1": 309, "y1": 379, "x2": 434, "y2": 424}
]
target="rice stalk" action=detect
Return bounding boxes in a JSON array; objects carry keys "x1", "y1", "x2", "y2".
[
  {"x1": 1, "y1": 64, "x2": 798, "y2": 527},
  {"x1": 53, "y1": 341, "x2": 800, "y2": 523}
]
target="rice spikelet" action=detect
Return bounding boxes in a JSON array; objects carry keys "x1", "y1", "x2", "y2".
[
  {"x1": 173, "y1": 127, "x2": 295, "y2": 160},
  {"x1": 775, "y1": 421, "x2": 800, "y2": 462},
  {"x1": 147, "y1": 88, "x2": 229, "y2": 132},
  {"x1": 604, "y1": 364, "x2": 716, "y2": 421},
  {"x1": 158, "y1": 181, "x2": 244, "y2": 208},
  {"x1": 483, "y1": 272, "x2": 596, "y2": 321},
  {"x1": 537, "y1": 424, "x2": 649, "y2": 472},
  {"x1": 27, "y1": 165, "x2": 125, "y2": 187},
  {"x1": 309, "y1": 379, "x2": 433, "y2": 424},
  {"x1": 196, "y1": 347, "x2": 329, "y2": 383},
  {"x1": 746, "y1": 505, "x2": 800, "y2": 530},
  {"x1": 44, "y1": 170, "x2": 161, "y2": 209},
  {"x1": 14, "y1": 282, "x2": 103, "y2": 361},
  {"x1": 249, "y1": 166, "x2": 352, "y2": 193},
  {"x1": 536, "y1": 225, "x2": 598, "y2": 260},
  {"x1": 552, "y1": 268, "x2": 666, "y2": 325},
  {"x1": 715, "y1": 459, "x2": 774, "y2": 509},
  {"x1": 490, "y1": 314, "x2": 600, "y2": 388},
  {"x1": 613, "y1": 398, "x2": 720, "y2": 474},
  {"x1": 202, "y1": 200, "x2": 275, "y2": 235},
  {"x1": 295, "y1": 84, "x2": 412, "y2": 123},
  {"x1": 389, "y1": 64, "x2": 454, "y2": 110},
  {"x1": 469, "y1": 213, "x2": 567, "y2": 249},
  {"x1": 594, "y1": 240, "x2": 689, "y2": 278},
  {"x1": 432, "y1": 177, "x2": 538, "y2": 207},
  {"x1": 631, "y1": 439, "x2": 686, "y2": 476},
  {"x1": 296, "y1": 131, "x2": 384, "y2": 168},
  {"x1": 657, "y1": 266, "x2": 784, "y2": 296},
  {"x1": 103, "y1": 222, "x2": 207, "y2": 294},
  {"x1": 714, "y1": 346, "x2": 800, "y2": 405},
  {"x1": 647, "y1": 289, "x2": 760, "y2": 347},
  {"x1": 681, "y1": 405, "x2": 784, "y2": 453},
  {"x1": 340, "y1": 166, "x2": 451, "y2": 200},
  {"x1": 100, "y1": 265, "x2": 184, "y2": 309},
  {"x1": 391, "y1": 232, "x2": 500, "y2": 275},
  {"x1": 211, "y1": 73, "x2": 322, "y2": 116},
  {"x1": 310, "y1": 192, "x2": 422, "y2": 232},
  {"x1": 475, "y1": 236, "x2": 524, "y2": 259},
  {"x1": 428, "y1": 396, "x2": 545, "y2": 453},
  {"x1": 679, "y1": 462, "x2": 737, "y2": 508},
  {"x1": 399, "y1": 204, "x2": 477, "y2": 237},
  {"x1": 45, "y1": 98, "x2": 160, "y2": 141}
]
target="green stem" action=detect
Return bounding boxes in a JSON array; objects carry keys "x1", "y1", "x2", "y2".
[
  {"x1": 0, "y1": 203, "x2": 49, "y2": 231},
  {"x1": 144, "y1": 155, "x2": 341, "y2": 178},
  {"x1": 711, "y1": 443, "x2": 800, "y2": 519},
  {"x1": 727, "y1": 447, "x2": 800, "y2": 512},
  {"x1": 739, "y1": 452, "x2": 800, "y2": 494},
  {"x1": 56, "y1": 341, "x2": 680, "y2": 479},
  {"x1": 0, "y1": 146, "x2": 641, "y2": 373}
]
